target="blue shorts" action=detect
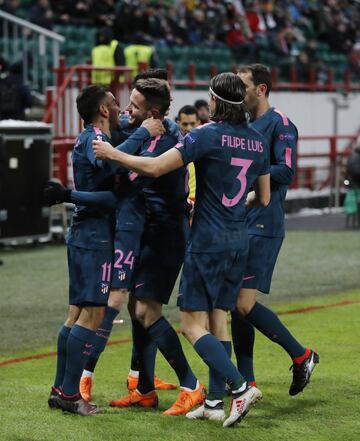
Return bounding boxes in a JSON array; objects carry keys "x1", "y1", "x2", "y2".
[
  {"x1": 133, "y1": 221, "x2": 189, "y2": 305},
  {"x1": 242, "y1": 235, "x2": 283, "y2": 294},
  {"x1": 111, "y1": 229, "x2": 143, "y2": 290},
  {"x1": 67, "y1": 244, "x2": 112, "y2": 306},
  {"x1": 177, "y1": 247, "x2": 248, "y2": 312}
]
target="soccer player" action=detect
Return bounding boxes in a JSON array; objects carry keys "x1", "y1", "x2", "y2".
[
  {"x1": 194, "y1": 99, "x2": 210, "y2": 124},
  {"x1": 176, "y1": 105, "x2": 200, "y2": 202},
  {"x1": 106, "y1": 79, "x2": 205, "y2": 415},
  {"x1": 93, "y1": 72, "x2": 271, "y2": 427},
  {"x1": 79, "y1": 70, "x2": 177, "y2": 401},
  {"x1": 47, "y1": 85, "x2": 162, "y2": 416},
  {"x1": 231, "y1": 64, "x2": 319, "y2": 396}
]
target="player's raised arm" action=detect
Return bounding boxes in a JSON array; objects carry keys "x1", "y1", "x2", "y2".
[{"x1": 93, "y1": 139, "x2": 184, "y2": 178}]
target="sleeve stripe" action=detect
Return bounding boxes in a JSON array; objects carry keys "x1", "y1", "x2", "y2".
[
  {"x1": 274, "y1": 109, "x2": 289, "y2": 126},
  {"x1": 285, "y1": 147, "x2": 292, "y2": 168},
  {"x1": 146, "y1": 135, "x2": 161, "y2": 153}
]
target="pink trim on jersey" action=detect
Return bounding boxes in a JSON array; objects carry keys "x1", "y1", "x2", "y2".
[
  {"x1": 285, "y1": 147, "x2": 292, "y2": 168},
  {"x1": 129, "y1": 171, "x2": 138, "y2": 181},
  {"x1": 274, "y1": 109, "x2": 289, "y2": 126},
  {"x1": 243, "y1": 275, "x2": 255, "y2": 281},
  {"x1": 174, "y1": 142, "x2": 183, "y2": 149},
  {"x1": 147, "y1": 135, "x2": 161, "y2": 153},
  {"x1": 94, "y1": 127, "x2": 102, "y2": 135}
]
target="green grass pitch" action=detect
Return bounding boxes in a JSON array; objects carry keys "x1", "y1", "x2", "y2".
[{"x1": 0, "y1": 230, "x2": 359, "y2": 440}]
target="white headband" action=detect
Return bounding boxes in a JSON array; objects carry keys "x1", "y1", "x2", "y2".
[{"x1": 209, "y1": 87, "x2": 244, "y2": 105}]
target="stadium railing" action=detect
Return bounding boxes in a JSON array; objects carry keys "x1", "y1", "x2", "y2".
[
  {"x1": 43, "y1": 59, "x2": 359, "y2": 207},
  {"x1": 0, "y1": 10, "x2": 64, "y2": 92}
]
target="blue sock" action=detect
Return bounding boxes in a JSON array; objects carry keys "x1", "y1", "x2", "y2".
[
  {"x1": 61, "y1": 325, "x2": 96, "y2": 397},
  {"x1": 194, "y1": 334, "x2": 244, "y2": 390},
  {"x1": 231, "y1": 310, "x2": 256, "y2": 382},
  {"x1": 247, "y1": 302, "x2": 305, "y2": 358},
  {"x1": 148, "y1": 317, "x2": 197, "y2": 389},
  {"x1": 132, "y1": 320, "x2": 156, "y2": 394},
  {"x1": 130, "y1": 320, "x2": 141, "y2": 371},
  {"x1": 84, "y1": 306, "x2": 119, "y2": 372},
  {"x1": 54, "y1": 325, "x2": 71, "y2": 389},
  {"x1": 208, "y1": 340, "x2": 232, "y2": 400}
]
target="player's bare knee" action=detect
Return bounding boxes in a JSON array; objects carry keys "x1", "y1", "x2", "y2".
[{"x1": 108, "y1": 289, "x2": 128, "y2": 310}]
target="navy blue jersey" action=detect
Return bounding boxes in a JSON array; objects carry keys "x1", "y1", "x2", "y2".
[
  {"x1": 176, "y1": 121, "x2": 270, "y2": 252},
  {"x1": 141, "y1": 119, "x2": 188, "y2": 227},
  {"x1": 71, "y1": 124, "x2": 114, "y2": 220},
  {"x1": 67, "y1": 125, "x2": 115, "y2": 251},
  {"x1": 115, "y1": 119, "x2": 188, "y2": 229},
  {"x1": 246, "y1": 107, "x2": 298, "y2": 238}
]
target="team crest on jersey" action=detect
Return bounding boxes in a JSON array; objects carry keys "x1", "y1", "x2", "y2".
[
  {"x1": 101, "y1": 283, "x2": 109, "y2": 294},
  {"x1": 118, "y1": 270, "x2": 126, "y2": 281},
  {"x1": 95, "y1": 135, "x2": 103, "y2": 141}
]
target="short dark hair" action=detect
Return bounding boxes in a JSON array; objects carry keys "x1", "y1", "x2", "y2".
[
  {"x1": 238, "y1": 63, "x2": 272, "y2": 97},
  {"x1": 209, "y1": 72, "x2": 246, "y2": 124},
  {"x1": 177, "y1": 105, "x2": 198, "y2": 119},
  {"x1": 194, "y1": 99, "x2": 208, "y2": 109},
  {"x1": 76, "y1": 84, "x2": 109, "y2": 125},
  {"x1": 134, "y1": 68, "x2": 168, "y2": 83},
  {"x1": 134, "y1": 78, "x2": 170, "y2": 116}
]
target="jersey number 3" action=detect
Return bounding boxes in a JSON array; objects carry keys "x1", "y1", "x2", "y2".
[{"x1": 222, "y1": 158, "x2": 253, "y2": 207}]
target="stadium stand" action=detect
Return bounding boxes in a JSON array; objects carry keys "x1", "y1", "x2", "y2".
[{"x1": 2, "y1": 0, "x2": 360, "y2": 86}]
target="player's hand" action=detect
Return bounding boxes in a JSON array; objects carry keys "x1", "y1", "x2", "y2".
[
  {"x1": 93, "y1": 140, "x2": 114, "y2": 160},
  {"x1": 245, "y1": 190, "x2": 256, "y2": 208},
  {"x1": 141, "y1": 117, "x2": 165, "y2": 137},
  {"x1": 43, "y1": 181, "x2": 71, "y2": 206}
]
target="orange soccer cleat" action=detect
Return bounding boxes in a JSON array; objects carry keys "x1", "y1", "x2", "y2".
[
  {"x1": 163, "y1": 384, "x2": 205, "y2": 416},
  {"x1": 79, "y1": 375, "x2": 93, "y2": 402},
  {"x1": 127, "y1": 374, "x2": 177, "y2": 391},
  {"x1": 109, "y1": 389, "x2": 158, "y2": 408},
  {"x1": 154, "y1": 375, "x2": 177, "y2": 390}
]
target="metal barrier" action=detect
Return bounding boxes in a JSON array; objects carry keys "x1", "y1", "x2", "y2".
[
  {"x1": 43, "y1": 58, "x2": 133, "y2": 137},
  {"x1": 0, "y1": 10, "x2": 64, "y2": 92},
  {"x1": 44, "y1": 60, "x2": 359, "y2": 207}
]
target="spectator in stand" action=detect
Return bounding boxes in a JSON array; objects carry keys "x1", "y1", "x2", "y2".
[
  {"x1": 94, "y1": 0, "x2": 116, "y2": 28},
  {"x1": 296, "y1": 39, "x2": 327, "y2": 83},
  {"x1": 63, "y1": 0, "x2": 94, "y2": 26},
  {"x1": 0, "y1": 56, "x2": 7, "y2": 79},
  {"x1": 122, "y1": 33, "x2": 158, "y2": 77},
  {"x1": 194, "y1": 99, "x2": 210, "y2": 125},
  {"x1": 0, "y1": 61, "x2": 32, "y2": 120},
  {"x1": 224, "y1": 2, "x2": 258, "y2": 61},
  {"x1": 349, "y1": 41, "x2": 360, "y2": 78},
  {"x1": 28, "y1": 0, "x2": 54, "y2": 30},
  {"x1": 91, "y1": 28, "x2": 123, "y2": 85}
]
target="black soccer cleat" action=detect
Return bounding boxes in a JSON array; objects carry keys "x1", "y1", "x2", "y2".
[
  {"x1": 289, "y1": 350, "x2": 319, "y2": 396},
  {"x1": 48, "y1": 386, "x2": 61, "y2": 409},
  {"x1": 56, "y1": 392, "x2": 101, "y2": 416}
]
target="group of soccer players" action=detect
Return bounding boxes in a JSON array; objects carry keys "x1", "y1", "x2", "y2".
[{"x1": 45, "y1": 64, "x2": 319, "y2": 427}]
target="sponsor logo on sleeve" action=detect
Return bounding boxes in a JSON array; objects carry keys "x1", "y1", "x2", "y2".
[{"x1": 279, "y1": 133, "x2": 295, "y2": 141}]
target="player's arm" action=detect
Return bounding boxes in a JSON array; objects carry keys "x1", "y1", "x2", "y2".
[
  {"x1": 93, "y1": 141, "x2": 184, "y2": 178},
  {"x1": 116, "y1": 118, "x2": 165, "y2": 155},
  {"x1": 246, "y1": 174, "x2": 271, "y2": 208},
  {"x1": 43, "y1": 181, "x2": 119, "y2": 209},
  {"x1": 104, "y1": 118, "x2": 166, "y2": 174},
  {"x1": 270, "y1": 123, "x2": 298, "y2": 185}
]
